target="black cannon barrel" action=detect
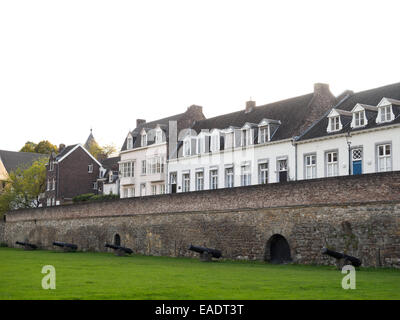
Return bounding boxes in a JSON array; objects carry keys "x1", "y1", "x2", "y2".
[
  {"x1": 188, "y1": 244, "x2": 222, "y2": 259},
  {"x1": 105, "y1": 243, "x2": 133, "y2": 254},
  {"x1": 53, "y1": 241, "x2": 78, "y2": 250},
  {"x1": 322, "y1": 247, "x2": 361, "y2": 267},
  {"x1": 15, "y1": 241, "x2": 37, "y2": 249}
]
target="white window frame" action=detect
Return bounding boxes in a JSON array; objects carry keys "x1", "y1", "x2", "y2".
[
  {"x1": 127, "y1": 136, "x2": 133, "y2": 149},
  {"x1": 304, "y1": 154, "x2": 317, "y2": 180},
  {"x1": 183, "y1": 138, "x2": 191, "y2": 157},
  {"x1": 354, "y1": 111, "x2": 365, "y2": 127},
  {"x1": 195, "y1": 171, "x2": 204, "y2": 191},
  {"x1": 258, "y1": 162, "x2": 268, "y2": 184},
  {"x1": 326, "y1": 151, "x2": 338, "y2": 177},
  {"x1": 88, "y1": 164, "x2": 93, "y2": 173},
  {"x1": 225, "y1": 167, "x2": 234, "y2": 188},
  {"x1": 258, "y1": 126, "x2": 269, "y2": 144},
  {"x1": 49, "y1": 161, "x2": 54, "y2": 171},
  {"x1": 141, "y1": 133, "x2": 147, "y2": 147},
  {"x1": 52, "y1": 178, "x2": 56, "y2": 190},
  {"x1": 210, "y1": 169, "x2": 218, "y2": 190},
  {"x1": 240, "y1": 164, "x2": 251, "y2": 186},
  {"x1": 329, "y1": 116, "x2": 340, "y2": 132},
  {"x1": 377, "y1": 143, "x2": 392, "y2": 172},
  {"x1": 182, "y1": 173, "x2": 190, "y2": 192}
]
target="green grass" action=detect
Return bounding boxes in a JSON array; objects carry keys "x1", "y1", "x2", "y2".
[{"x1": 0, "y1": 248, "x2": 399, "y2": 300}]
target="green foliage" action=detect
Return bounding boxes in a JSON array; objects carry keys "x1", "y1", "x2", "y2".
[
  {"x1": 72, "y1": 193, "x2": 95, "y2": 203},
  {"x1": 1, "y1": 248, "x2": 400, "y2": 299},
  {"x1": 20, "y1": 140, "x2": 58, "y2": 155},
  {"x1": 72, "y1": 193, "x2": 119, "y2": 203},
  {"x1": 88, "y1": 142, "x2": 117, "y2": 161},
  {"x1": 0, "y1": 158, "x2": 48, "y2": 216}
]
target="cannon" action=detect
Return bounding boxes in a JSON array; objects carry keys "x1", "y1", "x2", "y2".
[
  {"x1": 105, "y1": 243, "x2": 133, "y2": 256},
  {"x1": 15, "y1": 241, "x2": 37, "y2": 250},
  {"x1": 322, "y1": 247, "x2": 361, "y2": 268},
  {"x1": 188, "y1": 244, "x2": 222, "y2": 262},
  {"x1": 53, "y1": 241, "x2": 78, "y2": 252}
]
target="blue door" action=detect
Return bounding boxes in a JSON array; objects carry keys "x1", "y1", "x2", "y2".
[{"x1": 353, "y1": 160, "x2": 362, "y2": 175}]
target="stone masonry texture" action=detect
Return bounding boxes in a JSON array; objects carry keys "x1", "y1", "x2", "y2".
[{"x1": 4, "y1": 171, "x2": 400, "y2": 267}]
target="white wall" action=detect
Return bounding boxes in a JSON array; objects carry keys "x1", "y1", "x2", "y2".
[
  {"x1": 297, "y1": 126, "x2": 400, "y2": 180},
  {"x1": 168, "y1": 140, "x2": 295, "y2": 193},
  {"x1": 119, "y1": 142, "x2": 167, "y2": 197}
]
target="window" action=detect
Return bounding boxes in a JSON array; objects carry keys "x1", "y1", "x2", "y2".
[
  {"x1": 151, "y1": 185, "x2": 157, "y2": 195},
  {"x1": 210, "y1": 134, "x2": 219, "y2": 152},
  {"x1": 377, "y1": 144, "x2": 392, "y2": 172},
  {"x1": 127, "y1": 136, "x2": 133, "y2": 149},
  {"x1": 49, "y1": 161, "x2": 54, "y2": 171},
  {"x1": 47, "y1": 179, "x2": 50, "y2": 191},
  {"x1": 354, "y1": 111, "x2": 365, "y2": 127},
  {"x1": 380, "y1": 106, "x2": 392, "y2": 122},
  {"x1": 184, "y1": 139, "x2": 191, "y2": 157},
  {"x1": 47, "y1": 198, "x2": 51, "y2": 206},
  {"x1": 123, "y1": 188, "x2": 128, "y2": 198},
  {"x1": 141, "y1": 160, "x2": 146, "y2": 174},
  {"x1": 141, "y1": 133, "x2": 147, "y2": 147},
  {"x1": 88, "y1": 164, "x2": 93, "y2": 173},
  {"x1": 195, "y1": 171, "x2": 204, "y2": 191},
  {"x1": 258, "y1": 162, "x2": 268, "y2": 184},
  {"x1": 120, "y1": 162, "x2": 134, "y2": 177},
  {"x1": 304, "y1": 155, "x2": 316, "y2": 179},
  {"x1": 326, "y1": 151, "x2": 338, "y2": 177},
  {"x1": 241, "y1": 129, "x2": 251, "y2": 147},
  {"x1": 277, "y1": 159, "x2": 288, "y2": 182},
  {"x1": 259, "y1": 126, "x2": 268, "y2": 143},
  {"x1": 109, "y1": 172, "x2": 113, "y2": 183},
  {"x1": 52, "y1": 178, "x2": 56, "y2": 190},
  {"x1": 160, "y1": 184, "x2": 165, "y2": 194},
  {"x1": 140, "y1": 183, "x2": 146, "y2": 196},
  {"x1": 330, "y1": 116, "x2": 340, "y2": 132},
  {"x1": 240, "y1": 165, "x2": 251, "y2": 186},
  {"x1": 225, "y1": 132, "x2": 234, "y2": 149},
  {"x1": 155, "y1": 130, "x2": 162, "y2": 144},
  {"x1": 210, "y1": 169, "x2": 218, "y2": 189},
  {"x1": 93, "y1": 182, "x2": 98, "y2": 190},
  {"x1": 182, "y1": 173, "x2": 190, "y2": 192},
  {"x1": 225, "y1": 167, "x2": 234, "y2": 188}
]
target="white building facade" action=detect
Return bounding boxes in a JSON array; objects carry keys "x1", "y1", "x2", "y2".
[{"x1": 167, "y1": 82, "x2": 400, "y2": 193}]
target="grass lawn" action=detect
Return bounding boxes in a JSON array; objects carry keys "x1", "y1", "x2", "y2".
[{"x1": 0, "y1": 247, "x2": 399, "y2": 300}]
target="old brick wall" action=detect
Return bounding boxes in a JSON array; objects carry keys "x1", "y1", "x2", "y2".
[{"x1": 4, "y1": 171, "x2": 400, "y2": 267}]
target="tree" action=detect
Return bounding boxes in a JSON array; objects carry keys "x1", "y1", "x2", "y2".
[
  {"x1": 0, "y1": 157, "x2": 47, "y2": 217},
  {"x1": 20, "y1": 141, "x2": 37, "y2": 153},
  {"x1": 34, "y1": 140, "x2": 58, "y2": 154},
  {"x1": 88, "y1": 143, "x2": 117, "y2": 160},
  {"x1": 20, "y1": 140, "x2": 58, "y2": 155}
]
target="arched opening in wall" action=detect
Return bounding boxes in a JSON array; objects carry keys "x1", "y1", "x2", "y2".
[
  {"x1": 265, "y1": 234, "x2": 291, "y2": 264},
  {"x1": 114, "y1": 234, "x2": 121, "y2": 246}
]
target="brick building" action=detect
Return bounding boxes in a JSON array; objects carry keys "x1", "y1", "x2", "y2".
[{"x1": 43, "y1": 143, "x2": 102, "y2": 206}]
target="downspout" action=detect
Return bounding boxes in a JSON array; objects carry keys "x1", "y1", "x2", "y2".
[{"x1": 291, "y1": 136, "x2": 298, "y2": 181}]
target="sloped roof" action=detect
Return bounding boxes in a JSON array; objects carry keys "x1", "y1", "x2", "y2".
[
  {"x1": 299, "y1": 82, "x2": 400, "y2": 141},
  {"x1": 100, "y1": 156, "x2": 120, "y2": 171},
  {"x1": 0, "y1": 150, "x2": 47, "y2": 173},
  {"x1": 55, "y1": 144, "x2": 78, "y2": 161},
  {"x1": 191, "y1": 93, "x2": 316, "y2": 141},
  {"x1": 121, "y1": 112, "x2": 185, "y2": 151}
]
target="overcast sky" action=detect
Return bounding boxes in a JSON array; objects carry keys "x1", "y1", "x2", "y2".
[{"x1": 1, "y1": 0, "x2": 399, "y2": 152}]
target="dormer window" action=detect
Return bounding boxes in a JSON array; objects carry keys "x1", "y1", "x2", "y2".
[
  {"x1": 155, "y1": 129, "x2": 163, "y2": 144},
  {"x1": 241, "y1": 128, "x2": 251, "y2": 147},
  {"x1": 259, "y1": 126, "x2": 269, "y2": 143},
  {"x1": 127, "y1": 135, "x2": 133, "y2": 149},
  {"x1": 380, "y1": 105, "x2": 392, "y2": 123},
  {"x1": 330, "y1": 116, "x2": 340, "y2": 132},
  {"x1": 354, "y1": 111, "x2": 365, "y2": 127},
  {"x1": 49, "y1": 161, "x2": 54, "y2": 171},
  {"x1": 141, "y1": 133, "x2": 147, "y2": 147},
  {"x1": 210, "y1": 131, "x2": 220, "y2": 152},
  {"x1": 197, "y1": 135, "x2": 205, "y2": 154},
  {"x1": 183, "y1": 139, "x2": 191, "y2": 157}
]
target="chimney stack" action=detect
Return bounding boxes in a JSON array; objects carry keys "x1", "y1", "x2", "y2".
[
  {"x1": 136, "y1": 119, "x2": 146, "y2": 127},
  {"x1": 313, "y1": 83, "x2": 330, "y2": 97},
  {"x1": 245, "y1": 100, "x2": 256, "y2": 113},
  {"x1": 59, "y1": 144, "x2": 66, "y2": 153}
]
